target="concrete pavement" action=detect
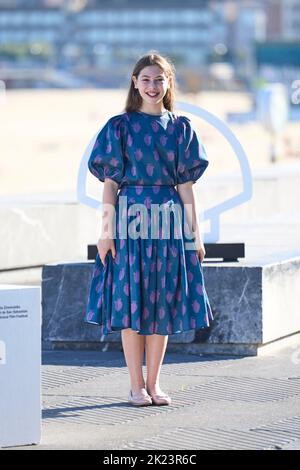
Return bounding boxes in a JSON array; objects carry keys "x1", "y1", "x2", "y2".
[{"x1": 6, "y1": 345, "x2": 300, "y2": 450}]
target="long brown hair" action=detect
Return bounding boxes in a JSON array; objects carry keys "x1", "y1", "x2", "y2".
[{"x1": 124, "y1": 50, "x2": 177, "y2": 113}]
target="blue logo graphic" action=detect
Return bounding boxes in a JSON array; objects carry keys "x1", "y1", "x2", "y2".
[{"x1": 77, "y1": 102, "x2": 252, "y2": 243}]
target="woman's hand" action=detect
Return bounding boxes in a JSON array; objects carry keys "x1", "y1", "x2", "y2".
[
  {"x1": 197, "y1": 240, "x2": 206, "y2": 263},
  {"x1": 97, "y1": 237, "x2": 116, "y2": 266},
  {"x1": 176, "y1": 182, "x2": 206, "y2": 263},
  {"x1": 97, "y1": 178, "x2": 119, "y2": 266},
  {"x1": 194, "y1": 234, "x2": 206, "y2": 263}
]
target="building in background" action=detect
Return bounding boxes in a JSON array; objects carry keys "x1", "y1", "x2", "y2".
[
  {"x1": 0, "y1": 0, "x2": 228, "y2": 88},
  {"x1": 213, "y1": 0, "x2": 300, "y2": 97},
  {"x1": 272, "y1": 0, "x2": 300, "y2": 41},
  {"x1": 0, "y1": 0, "x2": 299, "y2": 90}
]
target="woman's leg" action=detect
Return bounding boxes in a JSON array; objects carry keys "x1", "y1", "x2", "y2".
[
  {"x1": 145, "y1": 334, "x2": 169, "y2": 394},
  {"x1": 121, "y1": 328, "x2": 146, "y2": 393}
]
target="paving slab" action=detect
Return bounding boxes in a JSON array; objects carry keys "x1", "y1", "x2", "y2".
[{"x1": 3, "y1": 345, "x2": 300, "y2": 450}]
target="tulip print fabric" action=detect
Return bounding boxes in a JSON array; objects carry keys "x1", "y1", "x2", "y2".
[{"x1": 84, "y1": 110, "x2": 214, "y2": 335}]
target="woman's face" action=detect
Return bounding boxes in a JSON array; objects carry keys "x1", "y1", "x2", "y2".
[{"x1": 132, "y1": 65, "x2": 170, "y2": 106}]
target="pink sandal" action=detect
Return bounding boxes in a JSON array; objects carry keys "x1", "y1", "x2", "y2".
[
  {"x1": 128, "y1": 388, "x2": 153, "y2": 406},
  {"x1": 146, "y1": 388, "x2": 172, "y2": 406}
]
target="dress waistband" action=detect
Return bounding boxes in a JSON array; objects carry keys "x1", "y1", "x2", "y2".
[{"x1": 120, "y1": 184, "x2": 175, "y2": 188}]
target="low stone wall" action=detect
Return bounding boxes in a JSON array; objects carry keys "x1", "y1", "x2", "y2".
[{"x1": 41, "y1": 257, "x2": 300, "y2": 356}]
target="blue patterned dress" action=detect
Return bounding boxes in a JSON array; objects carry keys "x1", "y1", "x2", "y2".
[{"x1": 84, "y1": 109, "x2": 214, "y2": 335}]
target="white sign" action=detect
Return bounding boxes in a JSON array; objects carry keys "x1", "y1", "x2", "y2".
[
  {"x1": 0, "y1": 285, "x2": 41, "y2": 448},
  {"x1": 0, "y1": 340, "x2": 6, "y2": 365}
]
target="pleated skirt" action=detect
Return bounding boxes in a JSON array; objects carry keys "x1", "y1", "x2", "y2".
[{"x1": 84, "y1": 184, "x2": 213, "y2": 335}]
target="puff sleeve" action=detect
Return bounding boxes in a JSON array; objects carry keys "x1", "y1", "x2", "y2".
[
  {"x1": 88, "y1": 114, "x2": 126, "y2": 185},
  {"x1": 176, "y1": 115, "x2": 209, "y2": 185}
]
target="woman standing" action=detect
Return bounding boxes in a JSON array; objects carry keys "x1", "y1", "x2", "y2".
[{"x1": 84, "y1": 52, "x2": 213, "y2": 407}]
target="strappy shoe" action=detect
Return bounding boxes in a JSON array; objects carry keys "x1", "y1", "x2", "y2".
[
  {"x1": 146, "y1": 388, "x2": 172, "y2": 406},
  {"x1": 128, "y1": 388, "x2": 153, "y2": 406}
]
